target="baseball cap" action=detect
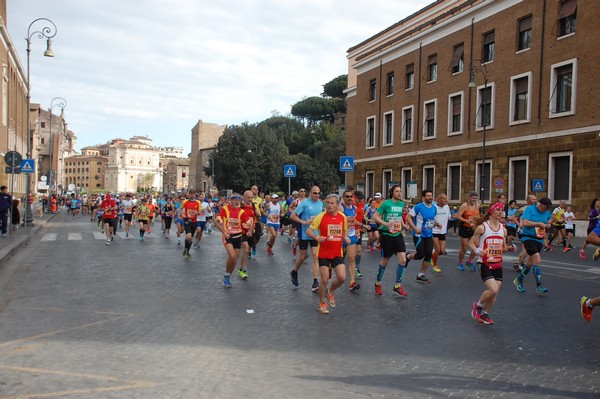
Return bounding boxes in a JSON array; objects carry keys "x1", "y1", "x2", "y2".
[
  {"x1": 230, "y1": 193, "x2": 242, "y2": 200},
  {"x1": 292, "y1": 190, "x2": 299, "y2": 195},
  {"x1": 272, "y1": 194, "x2": 279, "y2": 199},
  {"x1": 538, "y1": 197, "x2": 552, "y2": 208},
  {"x1": 374, "y1": 192, "x2": 382, "y2": 198}
]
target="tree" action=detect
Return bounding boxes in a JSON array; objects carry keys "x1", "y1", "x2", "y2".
[{"x1": 322, "y1": 74, "x2": 347, "y2": 98}]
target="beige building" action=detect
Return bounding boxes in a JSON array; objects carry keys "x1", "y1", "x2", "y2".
[
  {"x1": 0, "y1": 0, "x2": 29, "y2": 197},
  {"x1": 345, "y1": 0, "x2": 598, "y2": 218},
  {"x1": 188, "y1": 120, "x2": 225, "y2": 191},
  {"x1": 162, "y1": 158, "x2": 189, "y2": 194},
  {"x1": 64, "y1": 154, "x2": 108, "y2": 193}
]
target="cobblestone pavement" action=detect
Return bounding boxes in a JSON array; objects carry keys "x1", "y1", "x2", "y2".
[{"x1": 0, "y1": 212, "x2": 599, "y2": 398}]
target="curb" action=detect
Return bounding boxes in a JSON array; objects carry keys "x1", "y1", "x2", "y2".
[{"x1": 0, "y1": 214, "x2": 57, "y2": 265}]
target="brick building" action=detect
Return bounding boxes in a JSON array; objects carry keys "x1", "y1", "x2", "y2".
[
  {"x1": 345, "y1": 0, "x2": 599, "y2": 217},
  {"x1": 64, "y1": 154, "x2": 108, "y2": 193}
]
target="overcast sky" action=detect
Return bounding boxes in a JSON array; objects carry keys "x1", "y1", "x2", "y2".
[{"x1": 7, "y1": 0, "x2": 432, "y2": 154}]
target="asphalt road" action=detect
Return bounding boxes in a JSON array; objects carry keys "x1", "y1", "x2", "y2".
[{"x1": 1, "y1": 212, "x2": 599, "y2": 398}]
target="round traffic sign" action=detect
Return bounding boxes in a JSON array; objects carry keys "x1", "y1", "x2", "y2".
[
  {"x1": 4, "y1": 151, "x2": 22, "y2": 165},
  {"x1": 41, "y1": 176, "x2": 47, "y2": 182},
  {"x1": 494, "y1": 177, "x2": 504, "y2": 188}
]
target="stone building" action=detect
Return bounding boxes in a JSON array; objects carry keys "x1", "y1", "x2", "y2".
[
  {"x1": 345, "y1": 0, "x2": 599, "y2": 217},
  {"x1": 63, "y1": 154, "x2": 108, "y2": 193},
  {"x1": 188, "y1": 120, "x2": 225, "y2": 192},
  {"x1": 162, "y1": 158, "x2": 189, "y2": 194}
]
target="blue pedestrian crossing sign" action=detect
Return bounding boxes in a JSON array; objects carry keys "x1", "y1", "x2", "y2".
[
  {"x1": 283, "y1": 164, "x2": 296, "y2": 177},
  {"x1": 531, "y1": 179, "x2": 544, "y2": 192},
  {"x1": 20, "y1": 159, "x2": 35, "y2": 173},
  {"x1": 339, "y1": 156, "x2": 355, "y2": 172}
]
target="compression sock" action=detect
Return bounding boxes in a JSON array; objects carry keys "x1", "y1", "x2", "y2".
[
  {"x1": 376, "y1": 264, "x2": 386, "y2": 282},
  {"x1": 395, "y1": 264, "x2": 406, "y2": 284},
  {"x1": 532, "y1": 265, "x2": 542, "y2": 284}
]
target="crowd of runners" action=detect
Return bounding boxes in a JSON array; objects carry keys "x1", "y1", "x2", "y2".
[{"x1": 60, "y1": 186, "x2": 600, "y2": 323}]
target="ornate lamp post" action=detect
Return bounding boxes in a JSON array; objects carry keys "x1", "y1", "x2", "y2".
[
  {"x1": 48, "y1": 96, "x2": 66, "y2": 206},
  {"x1": 468, "y1": 61, "x2": 489, "y2": 203},
  {"x1": 25, "y1": 18, "x2": 56, "y2": 226}
]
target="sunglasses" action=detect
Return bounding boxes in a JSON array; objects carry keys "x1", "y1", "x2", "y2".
[
  {"x1": 344, "y1": 195, "x2": 353, "y2": 198},
  {"x1": 312, "y1": 192, "x2": 321, "y2": 195}
]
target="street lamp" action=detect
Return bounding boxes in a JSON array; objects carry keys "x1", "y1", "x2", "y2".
[
  {"x1": 25, "y1": 18, "x2": 57, "y2": 227},
  {"x1": 468, "y1": 60, "x2": 489, "y2": 204},
  {"x1": 48, "y1": 96, "x2": 67, "y2": 207}
]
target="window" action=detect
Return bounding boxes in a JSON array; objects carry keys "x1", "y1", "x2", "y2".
[
  {"x1": 475, "y1": 83, "x2": 495, "y2": 130},
  {"x1": 549, "y1": 59, "x2": 577, "y2": 117},
  {"x1": 476, "y1": 160, "x2": 492, "y2": 203},
  {"x1": 401, "y1": 106, "x2": 414, "y2": 143},
  {"x1": 427, "y1": 54, "x2": 437, "y2": 82},
  {"x1": 383, "y1": 111, "x2": 394, "y2": 146},
  {"x1": 482, "y1": 31, "x2": 495, "y2": 63},
  {"x1": 447, "y1": 163, "x2": 461, "y2": 202},
  {"x1": 369, "y1": 79, "x2": 377, "y2": 102},
  {"x1": 509, "y1": 157, "x2": 528, "y2": 201},
  {"x1": 557, "y1": 0, "x2": 576, "y2": 37},
  {"x1": 518, "y1": 16, "x2": 532, "y2": 51},
  {"x1": 365, "y1": 171, "x2": 375, "y2": 199},
  {"x1": 41, "y1": 122, "x2": 46, "y2": 128},
  {"x1": 41, "y1": 137, "x2": 45, "y2": 145},
  {"x1": 405, "y1": 64, "x2": 414, "y2": 90},
  {"x1": 423, "y1": 166, "x2": 435, "y2": 192},
  {"x1": 423, "y1": 100, "x2": 437, "y2": 139},
  {"x1": 448, "y1": 92, "x2": 463, "y2": 135},
  {"x1": 382, "y1": 169, "x2": 392, "y2": 193},
  {"x1": 510, "y1": 73, "x2": 532, "y2": 124},
  {"x1": 402, "y1": 168, "x2": 413, "y2": 200},
  {"x1": 386, "y1": 72, "x2": 394, "y2": 96},
  {"x1": 450, "y1": 43, "x2": 464, "y2": 73},
  {"x1": 549, "y1": 152, "x2": 572, "y2": 201},
  {"x1": 366, "y1": 117, "x2": 376, "y2": 148}
]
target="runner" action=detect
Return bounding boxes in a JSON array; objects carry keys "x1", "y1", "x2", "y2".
[
  {"x1": 546, "y1": 200, "x2": 568, "y2": 252},
  {"x1": 180, "y1": 194, "x2": 202, "y2": 258},
  {"x1": 264, "y1": 194, "x2": 283, "y2": 255},
  {"x1": 238, "y1": 190, "x2": 259, "y2": 279},
  {"x1": 121, "y1": 193, "x2": 135, "y2": 237},
  {"x1": 454, "y1": 191, "x2": 480, "y2": 271},
  {"x1": 580, "y1": 198, "x2": 600, "y2": 260},
  {"x1": 162, "y1": 196, "x2": 174, "y2": 238},
  {"x1": 174, "y1": 195, "x2": 186, "y2": 244},
  {"x1": 289, "y1": 186, "x2": 324, "y2": 292},
  {"x1": 305, "y1": 194, "x2": 349, "y2": 314},
  {"x1": 69, "y1": 193, "x2": 81, "y2": 219},
  {"x1": 372, "y1": 185, "x2": 408, "y2": 297},
  {"x1": 431, "y1": 193, "x2": 452, "y2": 273},
  {"x1": 513, "y1": 197, "x2": 553, "y2": 294},
  {"x1": 339, "y1": 188, "x2": 360, "y2": 291},
  {"x1": 215, "y1": 193, "x2": 252, "y2": 288},
  {"x1": 192, "y1": 192, "x2": 210, "y2": 248},
  {"x1": 99, "y1": 193, "x2": 118, "y2": 246},
  {"x1": 363, "y1": 199, "x2": 380, "y2": 253},
  {"x1": 405, "y1": 189, "x2": 440, "y2": 284},
  {"x1": 469, "y1": 202, "x2": 514, "y2": 325}
]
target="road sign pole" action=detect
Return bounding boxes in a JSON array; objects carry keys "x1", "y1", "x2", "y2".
[{"x1": 288, "y1": 177, "x2": 291, "y2": 196}]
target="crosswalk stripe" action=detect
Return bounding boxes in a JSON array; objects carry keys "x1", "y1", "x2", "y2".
[
  {"x1": 41, "y1": 233, "x2": 57, "y2": 241},
  {"x1": 68, "y1": 233, "x2": 82, "y2": 240},
  {"x1": 93, "y1": 232, "x2": 106, "y2": 240}
]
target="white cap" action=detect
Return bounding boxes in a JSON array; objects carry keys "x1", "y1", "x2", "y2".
[
  {"x1": 292, "y1": 190, "x2": 299, "y2": 195},
  {"x1": 271, "y1": 194, "x2": 279, "y2": 199},
  {"x1": 374, "y1": 192, "x2": 382, "y2": 198}
]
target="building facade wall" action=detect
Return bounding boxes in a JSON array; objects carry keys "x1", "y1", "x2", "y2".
[
  {"x1": 64, "y1": 155, "x2": 107, "y2": 193},
  {"x1": 189, "y1": 120, "x2": 224, "y2": 191},
  {"x1": 346, "y1": 0, "x2": 600, "y2": 218}
]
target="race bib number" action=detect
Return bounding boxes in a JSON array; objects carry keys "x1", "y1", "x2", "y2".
[
  {"x1": 535, "y1": 227, "x2": 546, "y2": 239},
  {"x1": 187, "y1": 209, "x2": 198, "y2": 217},
  {"x1": 485, "y1": 243, "x2": 503, "y2": 264},
  {"x1": 271, "y1": 214, "x2": 279, "y2": 223},
  {"x1": 124, "y1": 206, "x2": 133, "y2": 213},
  {"x1": 388, "y1": 219, "x2": 401, "y2": 233},
  {"x1": 227, "y1": 218, "x2": 241, "y2": 233},
  {"x1": 327, "y1": 224, "x2": 343, "y2": 239},
  {"x1": 424, "y1": 219, "x2": 435, "y2": 230}
]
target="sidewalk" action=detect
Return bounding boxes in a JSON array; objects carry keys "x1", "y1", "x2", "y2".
[{"x1": 0, "y1": 211, "x2": 57, "y2": 265}]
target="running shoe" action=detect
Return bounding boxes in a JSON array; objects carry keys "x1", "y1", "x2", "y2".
[
  {"x1": 252, "y1": 247, "x2": 256, "y2": 257},
  {"x1": 311, "y1": 280, "x2": 319, "y2": 293},
  {"x1": 563, "y1": 247, "x2": 571, "y2": 253},
  {"x1": 513, "y1": 261, "x2": 522, "y2": 272},
  {"x1": 110, "y1": 236, "x2": 114, "y2": 241},
  {"x1": 568, "y1": 244, "x2": 574, "y2": 249},
  {"x1": 318, "y1": 302, "x2": 329, "y2": 314},
  {"x1": 105, "y1": 241, "x2": 110, "y2": 246},
  {"x1": 364, "y1": 246, "x2": 372, "y2": 254},
  {"x1": 544, "y1": 245, "x2": 552, "y2": 252},
  {"x1": 223, "y1": 275, "x2": 232, "y2": 288},
  {"x1": 267, "y1": 245, "x2": 274, "y2": 256},
  {"x1": 471, "y1": 302, "x2": 482, "y2": 322},
  {"x1": 349, "y1": 281, "x2": 360, "y2": 291},
  {"x1": 513, "y1": 277, "x2": 525, "y2": 292},
  {"x1": 355, "y1": 269, "x2": 363, "y2": 279},
  {"x1": 594, "y1": 248, "x2": 600, "y2": 262},
  {"x1": 432, "y1": 265, "x2": 442, "y2": 273},
  {"x1": 479, "y1": 312, "x2": 494, "y2": 325},
  {"x1": 456, "y1": 263, "x2": 465, "y2": 271},
  {"x1": 192, "y1": 243, "x2": 198, "y2": 249},
  {"x1": 579, "y1": 249, "x2": 586, "y2": 260},
  {"x1": 466, "y1": 261, "x2": 476, "y2": 271},
  {"x1": 536, "y1": 284, "x2": 549, "y2": 294},
  {"x1": 374, "y1": 282, "x2": 383, "y2": 296},
  {"x1": 139, "y1": 236, "x2": 144, "y2": 241},
  {"x1": 292, "y1": 244, "x2": 297, "y2": 256},
  {"x1": 416, "y1": 274, "x2": 431, "y2": 284},
  {"x1": 393, "y1": 285, "x2": 408, "y2": 297},
  {"x1": 376, "y1": 244, "x2": 381, "y2": 251},
  {"x1": 581, "y1": 296, "x2": 593, "y2": 322},
  {"x1": 290, "y1": 270, "x2": 299, "y2": 286},
  {"x1": 183, "y1": 250, "x2": 192, "y2": 259},
  {"x1": 237, "y1": 269, "x2": 248, "y2": 280},
  {"x1": 125, "y1": 232, "x2": 129, "y2": 238},
  {"x1": 327, "y1": 293, "x2": 336, "y2": 308}
]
